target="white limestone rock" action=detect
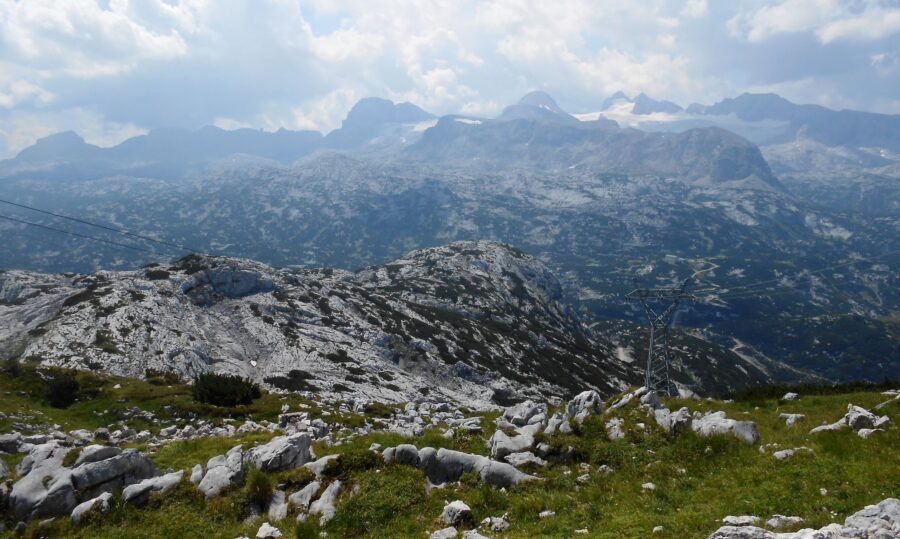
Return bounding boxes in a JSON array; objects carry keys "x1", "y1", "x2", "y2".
[
  {"x1": 308, "y1": 480, "x2": 342, "y2": 525},
  {"x1": 246, "y1": 434, "x2": 313, "y2": 472},
  {"x1": 489, "y1": 423, "x2": 542, "y2": 459},
  {"x1": 605, "y1": 418, "x2": 626, "y2": 440},
  {"x1": 69, "y1": 492, "x2": 113, "y2": 524},
  {"x1": 302, "y1": 454, "x2": 339, "y2": 478},
  {"x1": 691, "y1": 411, "x2": 759, "y2": 444},
  {"x1": 430, "y1": 527, "x2": 458, "y2": 539},
  {"x1": 504, "y1": 451, "x2": 547, "y2": 468},
  {"x1": 722, "y1": 515, "x2": 760, "y2": 526},
  {"x1": 772, "y1": 447, "x2": 813, "y2": 460},
  {"x1": 267, "y1": 490, "x2": 288, "y2": 521},
  {"x1": 778, "y1": 414, "x2": 805, "y2": 427},
  {"x1": 122, "y1": 470, "x2": 184, "y2": 505},
  {"x1": 9, "y1": 443, "x2": 76, "y2": 520},
  {"x1": 766, "y1": 515, "x2": 803, "y2": 529},
  {"x1": 441, "y1": 500, "x2": 472, "y2": 526},
  {"x1": 189, "y1": 464, "x2": 203, "y2": 485},
  {"x1": 845, "y1": 404, "x2": 878, "y2": 431},
  {"x1": 288, "y1": 480, "x2": 320, "y2": 511},
  {"x1": 197, "y1": 445, "x2": 244, "y2": 500},
  {"x1": 566, "y1": 390, "x2": 605, "y2": 424},
  {"x1": 256, "y1": 522, "x2": 283, "y2": 539},
  {"x1": 481, "y1": 515, "x2": 510, "y2": 531}
]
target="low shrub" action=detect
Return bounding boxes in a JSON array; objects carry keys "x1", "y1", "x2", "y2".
[
  {"x1": 295, "y1": 519, "x2": 321, "y2": 539},
  {"x1": 145, "y1": 368, "x2": 182, "y2": 386},
  {"x1": 191, "y1": 372, "x2": 260, "y2": 406},
  {"x1": 264, "y1": 369, "x2": 319, "y2": 392},
  {"x1": 323, "y1": 449, "x2": 380, "y2": 479},
  {"x1": 2, "y1": 358, "x2": 21, "y2": 378},
  {"x1": 723, "y1": 378, "x2": 899, "y2": 401},
  {"x1": 363, "y1": 402, "x2": 396, "y2": 418},
  {"x1": 277, "y1": 467, "x2": 316, "y2": 490},
  {"x1": 46, "y1": 370, "x2": 80, "y2": 408},
  {"x1": 243, "y1": 466, "x2": 273, "y2": 510}
]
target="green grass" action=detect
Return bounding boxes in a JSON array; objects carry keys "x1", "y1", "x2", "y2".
[{"x1": 1, "y1": 364, "x2": 898, "y2": 538}]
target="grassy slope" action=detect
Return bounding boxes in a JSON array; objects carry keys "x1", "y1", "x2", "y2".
[{"x1": 0, "y1": 367, "x2": 898, "y2": 539}]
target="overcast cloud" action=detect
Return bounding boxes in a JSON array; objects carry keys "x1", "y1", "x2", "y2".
[{"x1": 1, "y1": 0, "x2": 899, "y2": 157}]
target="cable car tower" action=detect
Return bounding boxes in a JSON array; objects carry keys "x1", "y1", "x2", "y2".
[{"x1": 626, "y1": 277, "x2": 696, "y2": 396}]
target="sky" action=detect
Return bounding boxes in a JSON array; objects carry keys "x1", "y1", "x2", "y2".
[{"x1": 1, "y1": 0, "x2": 900, "y2": 157}]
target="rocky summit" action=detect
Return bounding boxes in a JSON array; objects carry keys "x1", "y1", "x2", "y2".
[{"x1": 0, "y1": 241, "x2": 783, "y2": 408}]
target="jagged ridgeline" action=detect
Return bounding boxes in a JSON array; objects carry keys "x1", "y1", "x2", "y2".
[{"x1": 0, "y1": 242, "x2": 777, "y2": 407}]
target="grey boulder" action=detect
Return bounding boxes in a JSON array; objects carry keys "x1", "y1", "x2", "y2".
[
  {"x1": 502, "y1": 400, "x2": 547, "y2": 427},
  {"x1": 73, "y1": 445, "x2": 122, "y2": 467},
  {"x1": 197, "y1": 445, "x2": 244, "y2": 499},
  {"x1": 308, "y1": 480, "x2": 342, "y2": 525},
  {"x1": 410, "y1": 446, "x2": 535, "y2": 488},
  {"x1": 9, "y1": 443, "x2": 76, "y2": 520},
  {"x1": 122, "y1": 470, "x2": 184, "y2": 505},
  {"x1": 566, "y1": 390, "x2": 605, "y2": 424},
  {"x1": 246, "y1": 434, "x2": 313, "y2": 472},
  {"x1": 441, "y1": 500, "x2": 472, "y2": 525},
  {"x1": 70, "y1": 492, "x2": 113, "y2": 524},
  {"x1": 489, "y1": 423, "x2": 541, "y2": 459},
  {"x1": 692, "y1": 412, "x2": 759, "y2": 445},
  {"x1": 302, "y1": 454, "x2": 339, "y2": 478},
  {"x1": 70, "y1": 448, "x2": 155, "y2": 499},
  {"x1": 430, "y1": 527, "x2": 458, "y2": 539},
  {"x1": 288, "y1": 480, "x2": 320, "y2": 511},
  {"x1": 267, "y1": 489, "x2": 288, "y2": 520}
]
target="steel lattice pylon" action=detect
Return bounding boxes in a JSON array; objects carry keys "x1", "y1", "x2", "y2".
[{"x1": 626, "y1": 280, "x2": 695, "y2": 396}]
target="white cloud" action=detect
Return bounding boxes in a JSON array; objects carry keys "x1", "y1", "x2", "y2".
[
  {"x1": 681, "y1": 0, "x2": 708, "y2": 18},
  {"x1": 816, "y1": 7, "x2": 900, "y2": 43},
  {"x1": 728, "y1": 0, "x2": 900, "y2": 44},
  {"x1": 0, "y1": 0, "x2": 899, "y2": 156}
]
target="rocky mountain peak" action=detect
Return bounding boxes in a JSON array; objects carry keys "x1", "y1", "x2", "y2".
[
  {"x1": 340, "y1": 98, "x2": 434, "y2": 130},
  {"x1": 15, "y1": 131, "x2": 101, "y2": 162},
  {"x1": 516, "y1": 91, "x2": 567, "y2": 115}
]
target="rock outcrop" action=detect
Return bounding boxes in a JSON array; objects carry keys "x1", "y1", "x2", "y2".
[
  {"x1": 707, "y1": 497, "x2": 900, "y2": 538},
  {"x1": 383, "y1": 445, "x2": 536, "y2": 488}
]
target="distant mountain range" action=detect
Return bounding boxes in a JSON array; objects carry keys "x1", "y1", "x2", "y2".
[
  {"x1": 598, "y1": 90, "x2": 900, "y2": 152},
  {"x1": 0, "y1": 89, "x2": 897, "y2": 388},
  {"x1": 3, "y1": 91, "x2": 784, "y2": 190}
]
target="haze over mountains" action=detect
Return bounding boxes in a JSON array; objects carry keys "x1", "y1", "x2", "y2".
[{"x1": 0, "y1": 90, "x2": 897, "y2": 394}]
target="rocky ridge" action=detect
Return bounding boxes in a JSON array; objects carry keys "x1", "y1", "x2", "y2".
[{"x1": 0, "y1": 242, "x2": 779, "y2": 407}]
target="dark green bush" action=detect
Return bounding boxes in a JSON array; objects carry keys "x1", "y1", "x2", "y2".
[
  {"x1": 191, "y1": 372, "x2": 260, "y2": 406},
  {"x1": 323, "y1": 449, "x2": 379, "y2": 479},
  {"x1": 244, "y1": 466, "x2": 273, "y2": 509},
  {"x1": 145, "y1": 368, "x2": 182, "y2": 386},
  {"x1": 722, "y1": 378, "x2": 899, "y2": 401},
  {"x1": 2, "y1": 358, "x2": 21, "y2": 378},
  {"x1": 277, "y1": 467, "x2": 316, "y2": 490},
  {"x1": 46, "y1": 370, "x2": 80, "y2": 408},
  {"x1": 264, "y1": 369, "x2": 319, "y2": 392},
  {"x1": 145, "y1": 269, "x2": 171, "y2": 280},
  {"x1": 295, "y1": 519, "x2": 320, "y2": 539},
  {"x1": 363, "y1": 402, "x2": 396, "y2": 418}
]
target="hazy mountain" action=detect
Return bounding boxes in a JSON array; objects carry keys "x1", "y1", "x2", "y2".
[
  {"x1": 497, "y1": 90, "x2": 581, "y2": 125},
  {"x1": 324, "y1": 97, "x2": 435, "y2": 149},
  {"x1": 599, "y1": 91, "x2": 683, "y2": 115},
  {"x1": 690, "y1": 93, "x2": 900, "y2": 150},
  {"x1": 14, "y1": 131, "x2": 104, "y2": 163},
  {"x1": 408, "y1": 112, "x2": 783, "y2": 190},
  {"x1": 631, "y1": 93, "x2": 684, "y2": 115}
]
